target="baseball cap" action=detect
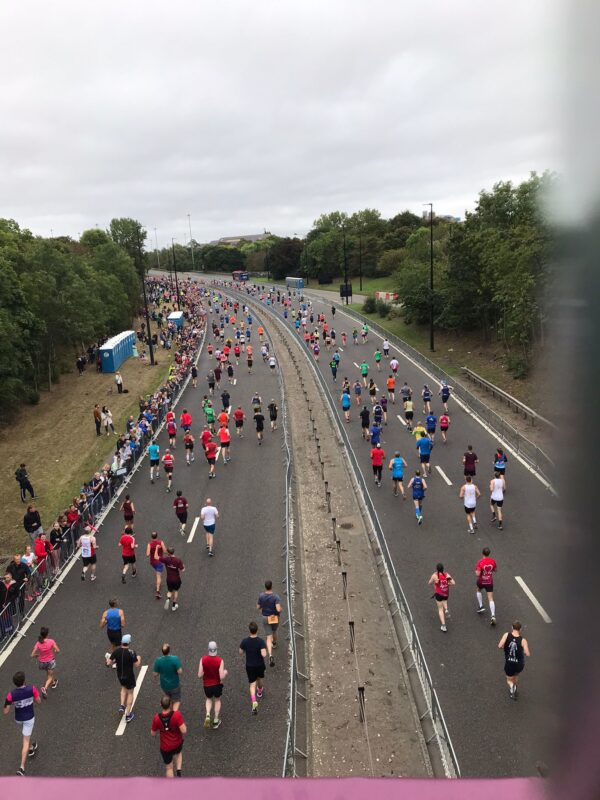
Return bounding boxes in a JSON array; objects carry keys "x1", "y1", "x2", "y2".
[
  {"x1": 121, "y1": 634, "x2": 132, "y2": 645},
  {"x1": 208, "y1": 641, "x2": 218, "y2": 655}
]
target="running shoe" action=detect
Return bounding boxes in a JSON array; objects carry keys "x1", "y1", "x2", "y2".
[
  {"x1": 212, "y1": 718, "x2": 222, "y2": 729},
  {"x1": 256, "y1": 688, "x2": 264, "y2": 699},
  {"x1": 204, "y1": 715, "x2": 211, "y2": 729},
  {"x1": 16, "y1": 768, "x2": 25, "y2": 776},
  {"x1": 490, "y1": 617, "x2": 497, "y2": 626},
  {"x1": 417, "y1": 516, "x2": 423, "y2": 525},
  {"x1": 125, "y1": 712, "x2": 135, "y2": 723},
  {"x1": 40, "y1": 687, "x2": 47, "y2": 699},
  {"x1": 251, "y1": 701, "x2": 259, "y2": 715},
  {"x1": 90, "y1": 575, "x2": 97, "y2": 582},
  {"x1": 440, "y1": 625, "x2": 447, "y2": 632},
  {"x1": 164, "y1": 598, "x2": 170, "y2": 610},
  {"x1": 269, "y1": 655, "x2": 275, "y2": 667},
  {"x1": 28, "y1": 742, "x2": 38, "y2": 756},
  {"x1": 51, "y1": 680, "x2": 58, "y2": 689},
  {"x1": 118, "y1": 704, "x2": 126, "y2": 713},
  {"x1": 476, "y1": 606, "x2": 485, "y2": 614},
  {"x1": 172, "y1": 603, "x2": 178, "y2": 611}
]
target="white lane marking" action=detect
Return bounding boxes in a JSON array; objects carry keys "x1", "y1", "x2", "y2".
[
  {"x1": 435, "y1": 465, "x2": 453, "y2": 486},
  {"x1": 115, "y1": 665, "x2": 149, "y2": 735},
  {"x1": 233, "y1": 378, "x2": 237, "y2": 385},
  {"x1": 353, "y1": 362, "x2": 360, "y2": 369},
  {"x1": 515, "y1": 577, "x2": 552, "y2": 623},
  {"x1": 331, "y1": 306, "x2": 555, "y2": 494},
  {"x1": 215, "y1": 446, "x2": 221, "y2": 461},
  {"x1": 396, "y1": 414, "x2": 407, "y2": 427},
  {"x1": 338, "y1": 347, "x2": 344, "y2": 352},
  {"x1": 187, "y1": 516, "x2": 200, "y2": 544}
]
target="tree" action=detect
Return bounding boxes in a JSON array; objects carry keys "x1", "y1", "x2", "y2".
[
  {"x1": 80, "y1": 228, "x2": 111, "y2": 249},
  {"x1": 268, "y1": 237, "x2": 303, "y2": 280},
  {"x1": 109, "y1": 218, "x2": 147, "y2": 277}
]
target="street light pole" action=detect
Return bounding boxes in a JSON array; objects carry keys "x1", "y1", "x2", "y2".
[
  {"x1": 153, "y1": 227, "x2": 161, "y2": 270},
  {"x1": 171, "y1": 238, "x2": 181, "y2": 310},
  {"x1": 425, "y1": 202, "x2": 435, "y2": 351},
  {"x1": 187, "y1": 214, "x2": 195, "y2": 270},
  {"x1": 359, "y1": 231, "x2": 363, "y2": 292},
  {"x1": 136, "y1": 231, "x2": 155, "y2": 366},
  {"x1": 342, "y1": 225, "x2": 349, "y2": 305}
]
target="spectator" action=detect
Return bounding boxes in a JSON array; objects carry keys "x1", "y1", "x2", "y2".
[
  {"x1": 23, "y1": 505, "x2": 43, "y2": 544},
  {"x1": 115, "y1": 371, "x2": 124, "y2": 394},
  {"x1": 15, "y1": 464, "x2": 35, "y2": 503},
  {"x1": 101, "y1": 406, "x2": 116, "y2": 435},
  {"x1": 93, "y1": 405, "x2": 102, "y2": 436}
]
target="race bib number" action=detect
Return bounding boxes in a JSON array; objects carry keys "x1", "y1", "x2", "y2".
[{"x1": 267, "y1": 615, "x2": 279, "y2": 625}]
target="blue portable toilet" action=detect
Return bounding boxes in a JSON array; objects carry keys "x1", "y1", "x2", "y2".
[
  {"x1": 99, "y1": 330, "x2": 136, "y2": 373},
  {"x1": 168, "y1": 311, "x2": 185, "y2": 329}
]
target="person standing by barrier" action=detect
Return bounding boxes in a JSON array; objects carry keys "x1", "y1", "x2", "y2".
[
  {"x1": 93, "y1": 405, "x2": 102, "y2": 437},
  {"x1": 101, "y1": 599, "x2": 125, "y2": 665},
  {"x1": 30, "y1": 627, "x2": 60, "y2": 697},
  {"x1": 151, "y1": 695, "x2": 187, "y2": 777},
  {"x1": 428, "y1": 563, "x2": 455, "y2": 633},
  {"x1": 199, "y1": 641, "x2": 228, "y2": 729},
  {"x1": 15, "y1": 464, "x2": 35, "y2": 503},
  {"x1": 3, "y1": 670, "x2": 41, "y2": 776},
  {"x1": 23, "y1": 505, "x2": 43, "y2": 545},
  {"x1": 498, "y1": 621, "x2": 530, "y2": 700}
]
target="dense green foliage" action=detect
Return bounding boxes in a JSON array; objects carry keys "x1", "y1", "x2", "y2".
[{"x1": 0, "y1": 218, "x2": 142, "y2": 417}]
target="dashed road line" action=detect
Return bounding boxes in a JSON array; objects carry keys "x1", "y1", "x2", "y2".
[
  {"x1": 396, "y1": 414, "x2": 407, "y2": 427},
  {"x1": 187, "y1": 516, "x2": 200, "y2": 544},
  {"x1": 435, "y1": 465, "x2": 453, "y2": 486},
  {"x1": 515, "y1": 577, "x2": 552, "y2": 623}
]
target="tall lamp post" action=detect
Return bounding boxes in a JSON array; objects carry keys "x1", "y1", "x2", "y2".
[
  {"x1": 153, "y1": 227, "x2": 161, "y2": 271},
  {"x1": 424, "y1": 202, "x2": 435, "y2": 351},
  {"x1": 187, "y1": 213, "x2": 195, "y2": 270},
  {"x1": 342, "y1": 224, "x2": 349, "y2": 305},
  {"x1": 358, "y1": 230, "x2": 363, "y2": 292},
  {"x1": 171, "y1": 238, "x2": 181, "y2": 310},
  {"x1": 136, "y1": 231, "x2": 155, "y2": 366}
]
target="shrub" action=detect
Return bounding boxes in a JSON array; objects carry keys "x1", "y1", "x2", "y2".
[
  {"x1": 362, "y1": 296, "x2": 377, "y2": 314},
  {"x1": 507, "y1": 355, "x2": 529, "y2": 379},
  {"x1": 375, "y1": 299, "x2": 390, "y2": 318}
]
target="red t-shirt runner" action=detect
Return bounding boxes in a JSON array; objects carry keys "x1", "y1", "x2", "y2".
[
  {"x1": 217, "y1": 427, "x2": 230, "y2": 445},
  {"x1": 119, "y1": 533, "x2": 136, "y2": 557},
  {"x1": 148, "y1": 539, "x2": 164, "y2": 565},
  {"x1": 370, "y1": 447, "x2": 385, "y2": 467},
  {"x1": 180, "y1": 412, "x2": 192, "y2": 427},
  {"x1": 173, "y1": 497, "x2": 188, "y2": 516},
  {"x1": 205, "y1": 441, "x2": 218, "y2": 460},
  {"x1": 476, "y1": 557, "x2": 497, "y2": 586},
  {"x1": 201, "y1": 430, "x2": 212, "y2": 448},
  {"x1": 200, "y1": 655, "x2": 222, "y2": 687},
  {"x1": 162, "y1": 453, "x2": 174, "y2": 469},
  {"x1": 233, "y1": 408, "x2": 244, "y2": 423},
  {"x1": 151, "y1": 709, "x2": 185, "y2": 752}
]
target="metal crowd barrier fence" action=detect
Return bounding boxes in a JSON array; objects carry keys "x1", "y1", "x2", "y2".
[
  {"x1": 224, "y1": 285, "x2": 460, "y2": 778},
  {"x1": 0, "y1": 327, "x2": 205, "y2": 655}
]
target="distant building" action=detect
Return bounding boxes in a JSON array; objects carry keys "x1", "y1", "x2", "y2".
[
  {"x1": 421, "y1": 211, "x2": 461, "y2": 223},
  {"x1": 209, "y1": 233, "x2": 271, "y2": 246}
]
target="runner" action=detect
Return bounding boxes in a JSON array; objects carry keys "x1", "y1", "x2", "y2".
[
  {"x1": 207, "y1": 369, "x2": 216, "y2": 395},
  {"x1": 353, "y1": 401, "x2": 369, "y2": 440},
  {"x1": 370, "y1": 442, "x2": 385, "y2": 487},
  {"x1": 463, "y1": 444, "x2": 479, "y2": 477},
  {"x1": 119, "y1": 526, "x2": 137, "y2": 583},
  {"x1": 204, "y1": 401, "x2": 216, "y2": 434},
  {"x1": 475, "y1": 547, "x2": 497, "y2": 625},
  {"x1": 368, "y1": 378, "x2": 378, "y2": 404},
  {"x1": 416, "y1": 431, "x2": 434, "y2": 477},
  {"x1": 151, "y1": 695, "x2": 187, "y2": 778},
  {"x1": 162, "y1": 449, "x2": 175, "y2": 493},
  {"x1": 353, "y1": 379, "x2": 362, "y2": 407},
  {"x1": 422, "y1": 384, "x2": 432, "y2": 414},
  {"x1": 494, "y1": 448, "x2": 508, "y2": 484},
  {"x1": 359, "y1": 360, "x2": 369, "y2": 387},
  {"x1": 100, "y1": 598, "x2": 125, "y2": 664},
  {"x1": 173, "y1": 491, "x2": 189, "y2": 535},
  {"x1": 200, "y1": 425, "x2": 212, "y2": 453},
  {"x1": 153, "y1": 643, "x2": 183, "y2": 711},
  {"x1": 369, "y1": 419, "x2": 382, "y2": 447},
  {"x1": 439, "y1": 412, "x2": 450, "y2": 443},
  {"x1": 3, "y1": 671, "x2": 41, "y2": 776},
  {"x1": 199, "y1": 642, "x2": 228, "y2": 729},
  {"x1": 201, "y1": 498, "x2": 219, "y2": 557},
  {"x1": 341, "y1": 389, "x2": 351, "y2": 422},
  {"x1": 268, "y1": 354, "x2": 276, "y2": 371},
  {"x1": 220, "y1": 389, "x2": 231, "y2": 414},
  {"x1": 161, "y1": 547, "x2": 185, "y2": 611},
  {"x1": 148, "y1": 441, "x2": 160, "y2": 484},
  {"x1": 31, "y1": 627, "x2": 60, "y2": 697},
  {"x1": 388, "y1": 451, "x2": 407, "y2": 498},
  {"x1": 239, "y1": 622, "x2": 267, "y2": 715},
  {"x1": 232, "y1": 406, "x2": 246, "y2": 437},
  {"x1": 341, "y1": 331, "x2": 347, "y2": 346},
  {"x1": 428, "y1": 563, "x2": 455, "y2": 633},
  {"x1": 254, "y1": 407, "x2": 265, "y2": 445},
  {"x1": 247, "y1": 345, "x2": 253, "y2": 374},
  {"x1": 267, "y1": 399, "x2": 278, "y2": 431},
  {"x1": 490, "y1": 471, "x2": 506, "y2": 530},
  {"x1": 400, "y1": 381, "x2": 412, "y2": 402},
  {"x1": 439, "y1": 380, "x2": 453, "y2": 411},
  {"x1": 498, "y1": 621, "x2": 530, "y2": 700},
  {"x1": 183, "y1": 430, "x2": 195, "y2": 464},
  {"x1": 217, "y1": 423, "x2": 231, "y2": 463},
  {"x1": 146, "y1": 532, "x2": 166, "y2": 599},
  {"x1": 120, "y1": 495, "x2": 136, "y2": 528},
  {"x1": 205, "y1": 437, "x2": 218, "y2": 478},
  {"x1": 382, "y1": 338, "x2": 390, "y2": 358},
  {"x1": 408, "y1": 471, "x2": 427, "y2": 524},
  {"x1": 389, "y1": 357, "x2": 399, "y2": 376},
  {"x1": 256, "y1": 580, "x2": 283, "y2": 666},
  {"x1": 386, "y1": 375, "x2": 396, "y2": 404},
  {"x1": 374, "y1": 348, "x2": 382, "y2": 371},
  {"x1": 109, "y1": 634, "x2": 141, "y2": 723},
  {"x1": 459, "y1": 476, "x2": 480, "y2": 533},
  {"x1": 180, "y1": 408, "x2": 193, "y2": 432},
  {"x1": 78, "y1": 525, "x2": 98, "y2": 582},
  {"x1": 330, "y1": 358, "x2": 338, "y2": 382},
  {"x1": 191, "y1": 364, "x2": 198, "y2": 389},
  {"x1": 403, "y1": 396, "x2": 414, "y2": 432},
  {"x1": 167, "y1": 417, "x2": 177, "y2": 449},
  {"x1": 425, "y1": 412, "x2": 437, "y2": 442},
  {"x1": 352, "y1": 329, "x2": 359, "y2": 345}
]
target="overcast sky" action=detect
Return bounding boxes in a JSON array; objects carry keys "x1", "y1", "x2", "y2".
[{"x1": 0, "y1": 0, "x2": 560, "y2": 247}]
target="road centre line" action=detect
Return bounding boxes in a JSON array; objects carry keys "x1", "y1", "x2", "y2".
[
  {"x1": 115, "y1": 665, "x2": 149, "y2": 735},
  {"x1": 187, "y1": 516, "x2": 200, "y2": 544},
  {"x1": 514, "y1": 577, "x2": 552, "y2": 624},
  {"x1": 435, "y1": 465, "x2": 453, "y2": 486},
  {"x1": 332, "y1": 306, "x2": 555, "y2": 494},
  {"x1": 353, "y1": 362, "x2": 360, "y2": 369},
  {"x1": 396, "y1": 414, "x2": 407, "y2": 427}
]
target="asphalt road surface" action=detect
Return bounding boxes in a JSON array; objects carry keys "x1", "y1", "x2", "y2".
[
  {"x1": 0, "y1": 307, "x2": 288, "y2": 777},
  {"x1": 226, "y1": 281, "x2": 560, "y2": 778}
]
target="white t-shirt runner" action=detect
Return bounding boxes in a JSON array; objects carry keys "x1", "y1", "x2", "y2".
[
  {"x1": 463, "y1": 483, "x2": 477, "y2": 509},
  {"x1": 201, "y1": 506, "x2": 219, "y2": 527}
]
